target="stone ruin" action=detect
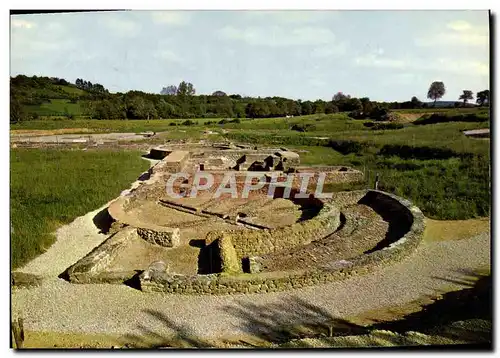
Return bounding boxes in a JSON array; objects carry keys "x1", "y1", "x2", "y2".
[{"x1": 61, "y1": 143, "x2": 425, "y2": 295}]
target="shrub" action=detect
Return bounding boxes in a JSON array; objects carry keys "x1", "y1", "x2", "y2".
[
  {"x1": 291, "y1": 123, "x2": 316, "y2": 132},
  {"x1": 181, "y1": 119, "x2": 195, "y2": 126},
  {"x1": 369, "y1": 122, "x2": 404, "y2": 130},
  {"x1": 414, "y1": 112, "x2": 489, "y2": 125},
  {"x1": 378, "y1": 144, "x2": 471, "y2": 160},
  {"x1": 327, "y1": 140, "x2": 367, "y2": 155}
]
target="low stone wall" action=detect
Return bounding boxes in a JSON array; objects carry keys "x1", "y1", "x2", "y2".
[
  {"x1": 217, "y1": 202, "x2": 341, "y2": 259},
  {"x1": 139, "y1": 190, "x2": 425, "y2": 295},
  {"x1": 62, "y1": 227, "x2": 138, "y2": 284},
  {"x1": 137, "y1": 226, "x2": 180, "y2": 247},
  {"x1": 108, "y1": 196, "x2": 181, "y2": 248},
  {"x1": 294, "y1": 166, "x2": 364, "y2": 185}
]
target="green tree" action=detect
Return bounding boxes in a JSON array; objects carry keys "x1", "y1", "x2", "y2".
[
  {"x1": 177, "y1": 81, "x2": 195, "y2": 97},
  {"x1": 313, "y1": 100, "x2": 326, "y2": 114},
  {"x1": 427, "y1": 81, "x2": 446, "y2": 106},
  {"x1": 476, "y1": 90, "x2": 490, "y2": 106},
  {"x1": 233, "y1": 102, "x2": 246, "y2": 118},
  {"x1": 161, "y1": 85, "x2": 177, "y2": 95},
  {"x1": 410, "y1": 96, "x2": 422, "y2": 108},
  {"x1": 458, "y1": 90, "x2": 474, "y2": 106},
  {"x1": 301, "y1": 101, "x2": 313, "y2": 115},
  {"x1": 325, "y1": 102, "x2": 339, "y2": 114},
  {"x1": 126, "y1": 96, "x2": 146, "y2": 119},
  {"x1": 10, "y1": 97, "x2": 24, "y2": 123}
]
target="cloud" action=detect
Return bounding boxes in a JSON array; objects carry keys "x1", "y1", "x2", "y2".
[
  {"x1": 434, "y1": 58, "x2": 489, "y2": 76},
  {"x1": 415, "y1": 21, "x2": 488, "y2": 47},
  {"x1": 307, "y1": 77, "x2": 327, "y2": 87},
  {"x1": 218, "y1": 25, "x2": 336, "y2": 47},
  {"x1": 103, "y1": 16, "x2": 141, "y2": 37},
  {"x1": 354, "y1": 51, "x2": 488, "y2": 76},
  {"x1": 310, "y1": 42, "x2": 348, "y2": 58},
  {"x1": 11, "y1": 18, "x2": 36, "y2": 29},
  {"x1": 354, "y1": 53, "x2": 406, "y2": 69},
  {"x1": 151, "y1": 11, "x2": 191, "y2": 26},
  {"x1": 155, "y1": 50, "x2": 182, "y2": 63},
  {"x1": 244, "y1": 11, "x2": 337, "y2": 24},
  {"x1": 46, "y1": 22, "x2": 64, "y2": 32},
  {"x1": 416, "y1": 32, "x2": 488, "y2": 47},
  {"x1": 447, "y1": 20, "x2": 473, "y2": 32}
]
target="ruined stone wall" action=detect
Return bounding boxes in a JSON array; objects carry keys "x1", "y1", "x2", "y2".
[
  {"x1": 63, "y1": 227, "x2": 138, "y2": 284},
  {"x1": 216, "y1": 235, "x2": 242, "y2": 274},
  {"x1": 223, "y1": 202, "x2": 340, "y2": 259},
  {"x1": 139, "y1": 190, "x2": 425, "y2": 295},
  {"x1": 294, "y1": 167, "x2": 364, "y2": 186},
  {"x1": 137, "y1": 226, "x2": 180, "y2": 247}
]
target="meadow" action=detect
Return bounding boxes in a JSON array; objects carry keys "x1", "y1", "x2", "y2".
[{"x1": 10, "y1": 149, "x2": 150, "y2": 269}]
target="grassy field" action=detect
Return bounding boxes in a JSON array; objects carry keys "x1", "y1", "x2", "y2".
[
  {"x1": 394, "y1": 107, "x2": 484, "y2": 114},
  {"x1": 25, "y1": 99, "x2": 84, "y2": 117},
  {"x1": 10, "y1": 149, "x2": 150, "y2": 269},
  {"x1": 11, "y1": 117, "x2": 227, "y2": 132}
]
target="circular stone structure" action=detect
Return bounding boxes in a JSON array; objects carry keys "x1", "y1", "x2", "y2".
[{"x1": 62, "y1": 146, "x2": 425, "y2": 294}]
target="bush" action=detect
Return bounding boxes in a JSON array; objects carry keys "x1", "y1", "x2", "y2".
[
  {"x1": 365, "y1": 122, "x2": 404, "y2": 130},
  {"x1": 181, "y1": 120, "x2": 195, "y2": 126},
  {"x1": 291, "y1": 123, "x2": 316, "y2": 132},
  {"x1": 378, "y1": 144, "x2": 471, "y2": 160},
  {"x1": 169, "y1": 122, "x2": 177, "y2": 126},
  {"x1": 414, "y1": 112, "x2": 489, "y2": 125},
  {"x1": 327, "y1": 140, "x2": 367, "y2": 155}
]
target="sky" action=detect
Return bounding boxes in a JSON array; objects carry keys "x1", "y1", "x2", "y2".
[{"x1": 10, "y1": 10, "x2": 490, "y2": 102}]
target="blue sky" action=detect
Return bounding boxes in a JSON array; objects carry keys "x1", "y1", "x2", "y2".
[{"x1": 10, "y1": 10, "x2": 489, "y2": 102}]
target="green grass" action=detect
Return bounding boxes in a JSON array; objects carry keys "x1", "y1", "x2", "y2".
[
  {"x1": 10, "y1": 149, "x2": 150, "y2": 269},
  {"x1": 394, "y1": 107, "x2": 484, "y2": 114},
  {"x1": 224, "y1": 124, "x2": 490, "y2": 220},
  {"x1": 56, "y1": 85, "x2": 87, "y2": 96},
  {"x1": 294, "y1": 146, "x2": 489, "y2": 220},
  {"x1": 11, "y1": 118, "x2": 226, "y2": 133},
  {"x1": 24, "y1": 99, "x2": 83, "y2": 116}
]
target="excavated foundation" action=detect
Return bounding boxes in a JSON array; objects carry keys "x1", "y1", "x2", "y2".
[{"x1": 61, "y1": 144, "x2": 424, "y2": 294}]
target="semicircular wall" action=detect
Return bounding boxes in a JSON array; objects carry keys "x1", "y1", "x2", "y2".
[{"x1": 139, "y1": 189, "x2": 425, "y2": 295}]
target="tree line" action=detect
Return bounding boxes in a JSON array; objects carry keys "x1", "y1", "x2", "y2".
[
  {"x1": 10, "y1": 75, "x2": 490, "y2": 122},
  {"x1": 427, "y1": 81, "x2": 489, "y2": 107}
]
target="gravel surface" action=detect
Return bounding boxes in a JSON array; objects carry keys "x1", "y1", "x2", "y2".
[
  {"x1": 15, "y1": 205, "x2": 110, "y2": 277},
  {"x1": 12, "y1": 229, "x2": 490, "y2": 342},
  {"x1": 15, "y1": 158, "x2": 159, "y2": 278}
]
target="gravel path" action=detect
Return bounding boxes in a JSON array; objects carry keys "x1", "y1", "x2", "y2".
[
  {"x1": 15, "y1": 157, "x2": 159, "y2": 278},
  {"x1": 11, "y1": 229, "x2": 490, "y2": 343}
]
